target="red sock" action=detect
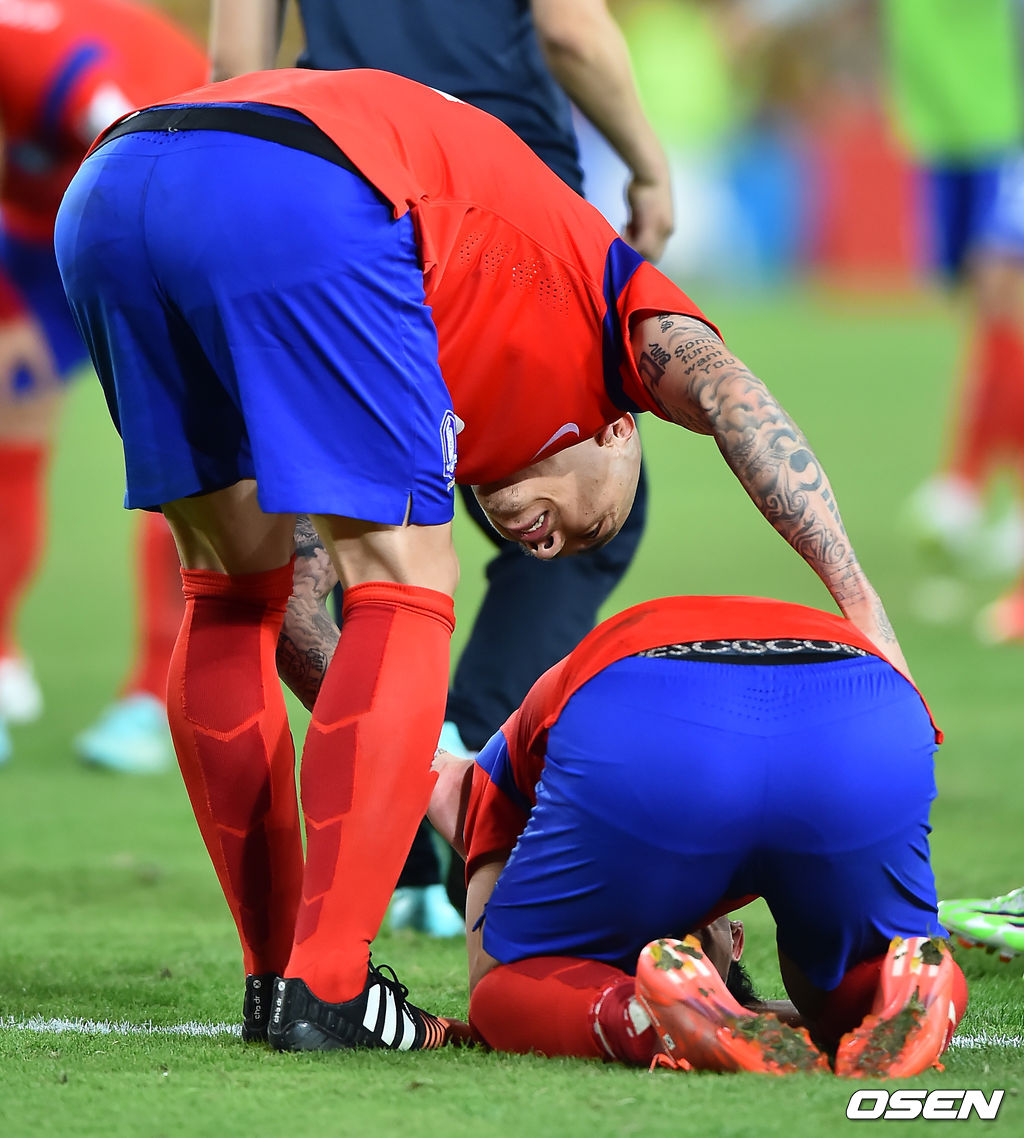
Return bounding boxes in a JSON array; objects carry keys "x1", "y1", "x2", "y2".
[
  {"x1": 470, "y1": 958, "x2": 657, "y2": 1064},
  {"x1": 285, "y1": 581, "x2": 455, "y2": 1003},
  {"x1": 0, "y1": 442, "x2": 48, "y2": 657},
  {"x1": 949, "y1": 317, "x2": 1024, "y2": 482},
  {"x1": 168, "y1": 560, "x2": 303, "y2": 976},
  {"x1": 121, "y1": 511, "x2": 185, "y2": 700},
  {"x1": 813, "y1": 955, "x2": 885, "y2": 1051}
]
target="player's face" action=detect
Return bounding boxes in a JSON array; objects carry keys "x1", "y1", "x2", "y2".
[{"x1": 473, "y1": 418, "x2": 641, "y2": 559}]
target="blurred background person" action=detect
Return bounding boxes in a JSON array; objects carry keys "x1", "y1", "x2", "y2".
[
  {"x1": 208, "y1": 0, "x2": 674, "y2": 933},
  {"x1": 880, "y1": 0, "x2": 1024, "y2": 639},
  {"x1": 586, "y1": 0, "x2": 891, "y2": 291},
  {"x1": 878, "y1": 0, "x2": 1024, "y2": 971},
  {"x1": 0, "y1": 0, "x2": 206, "y2": 769}
]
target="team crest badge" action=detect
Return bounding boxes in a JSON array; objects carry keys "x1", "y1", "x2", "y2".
[{"x1": 440, "y1": 410, "x2": 459, "y2": 490}]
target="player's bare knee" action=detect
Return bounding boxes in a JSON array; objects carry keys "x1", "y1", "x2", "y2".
[{"x1": 163, "y1": 481, "x2": 296, "y2": 574}]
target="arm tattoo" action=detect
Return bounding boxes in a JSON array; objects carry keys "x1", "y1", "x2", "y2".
[
  {"x1": 277, "y1": 515, "x2": 339, "y2": 711},
  {"x1": 640, "y1": 315, "x2": 871, "y2": 609}
]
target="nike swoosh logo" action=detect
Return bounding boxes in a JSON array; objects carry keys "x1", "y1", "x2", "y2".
[{"x1": 531, "y1": 422, "x2": 580, "y2": 460}]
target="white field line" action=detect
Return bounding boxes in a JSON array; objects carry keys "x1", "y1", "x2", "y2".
[
  {"x1": 2, "y1": 1015, "x2": 239, "y2": 1038},
  {"x1": 948, "y1": 1031, "x2": 1024, "y2": 1050},
  {"x1": 0, "y1": 1017, "x2": 1021, "y2": 1049}
]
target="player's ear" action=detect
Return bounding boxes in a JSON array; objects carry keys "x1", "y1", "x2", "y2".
[
  {"x1": 593, "y1": 414, "x2": 636, "y2": 447},
  {"x1": 730, "y1": 919, "x2": 745, "y2": 962}
]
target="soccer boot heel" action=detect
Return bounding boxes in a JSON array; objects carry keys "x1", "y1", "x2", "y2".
[{"x1": 242, "y1": 972, "x2": 280, "y2": 1043}]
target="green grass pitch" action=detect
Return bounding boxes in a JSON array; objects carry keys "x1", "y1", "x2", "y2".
[{"x1": 1, "y1": 286, "x2": 1022, "y2": 1135}]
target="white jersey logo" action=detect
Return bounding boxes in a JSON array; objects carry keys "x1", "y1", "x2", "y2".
[
  {"x1": 428, "y1": 86, "x2": 464, "y2": 105},
  {"x1": 531, "y1": 422, "x2": 580, "y2": 460}
]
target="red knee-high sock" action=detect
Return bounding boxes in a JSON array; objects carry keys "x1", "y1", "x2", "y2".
[
  {"x1": 0, "y1": 442, "x2": 48, "y2": 657},
  {"x1": 470, "y1": 958, "x2": 658, "y2": 1064},
  {"x1": 813, "y1": 955, "x2": 885, "y2": 1051},
  {"x1": 121, "y1": 511, "x2": 185, "y2": 701},
  {"x1": 168, "y1": 560, "x2": 303, "y2": 976},
  {"x1": 285, "y1": 581, "x2": 455, "y2": 1003},
  {"x1": 949, "y1": 317, "x2": 1024, "y2": 483},
  {"x1": 814, "y1": 953, "x2": 969, "y2": 1052}
]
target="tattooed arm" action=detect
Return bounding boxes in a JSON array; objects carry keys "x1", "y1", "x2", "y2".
[
  {"x1": 277, "y1": 516, "x2": 340, "y2": 710},
  {"x1": 631, "y1": 313, "x2": 909, "y2": 676}
]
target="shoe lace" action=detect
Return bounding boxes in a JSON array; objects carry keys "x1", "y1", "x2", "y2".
[
  {"x1": 368, "y1": 959, "x2": 411, "y2": 1004},
  {"x1": 368, "y1": 957, "x2": 452, "y2": 1049}
]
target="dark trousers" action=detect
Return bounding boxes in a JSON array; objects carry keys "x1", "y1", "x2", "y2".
[{"x1": 334, "y1": 462, "x2": 649, "y2": 907}]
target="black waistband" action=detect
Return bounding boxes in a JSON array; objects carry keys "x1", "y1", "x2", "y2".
[
  {"x1": 93, "y1": 105, "x2": 361, "y2": 178},
  {"x1": 634, "y1": 638, "x2": 869, "y2": 665}
]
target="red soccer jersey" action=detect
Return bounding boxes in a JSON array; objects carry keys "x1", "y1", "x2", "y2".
[
  {"x1": 125, "y1": 67, "x2": 716, "y2": 484},
  {"x1": 463, "y1": 595, "x2": 940, "y2": 879},
  {"x1": 0, "y1": 0, "x2": 206, "y2": 241}
]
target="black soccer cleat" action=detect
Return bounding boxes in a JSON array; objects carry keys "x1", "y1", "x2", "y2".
[
  {"x1": 242, "y1": 972, "x2": 280, "y2": 1043},
  {"x1": 267, "y1": 960, "x2": 451, "y2": 1052}
]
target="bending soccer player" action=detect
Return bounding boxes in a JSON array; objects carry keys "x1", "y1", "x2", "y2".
[
  {"x1": 57, "y1": 67, "x2": 908, "y2": 1053},
  {"x1": 427, "y1": 595, "x2": 968, "y2": 1077},
  {"x1": 209, "y1": 0, "x2": 676, "y2": 931}
]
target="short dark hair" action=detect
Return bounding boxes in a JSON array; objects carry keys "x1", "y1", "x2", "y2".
[{"x1": 726, "y1": 960, "x2": 760, "y2": 1008}]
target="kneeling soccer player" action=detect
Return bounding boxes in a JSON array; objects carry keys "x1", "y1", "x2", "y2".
[{"x1": 428, "y1": 595, "x2": 969, "y2": 1077}]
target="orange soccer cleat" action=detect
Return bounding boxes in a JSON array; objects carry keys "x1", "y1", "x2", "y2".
[
  {"x1": 635, "y1": 936, "x2": 829, "y2": 1075},
  {"x1": 835, "y1": 936, "x2": 957, "y2": 1079}
]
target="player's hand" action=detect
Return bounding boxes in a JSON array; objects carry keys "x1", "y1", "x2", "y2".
[
  {"x1": 0, "y1": 317, "x2": 60, "y2": 400},
  {"x1": 428, "y1": 748, "x2": 475, "y2": 860},
  {"x1": 622, "y1": 174, "x2": 674, "y2": 263},
  {"x1": 846, "y1": 598, "x2": 914, "y2": 685}
]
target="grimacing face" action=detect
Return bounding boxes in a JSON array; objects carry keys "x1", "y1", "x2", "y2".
[{"x1": 473, "y1": 416, "x2": 641, "y2": 559}]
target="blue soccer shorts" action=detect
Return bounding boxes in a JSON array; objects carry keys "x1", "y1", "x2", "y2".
[
  {"x1": 923, "y1": 154, "x2": 1024, "y2": 278},
  {"x1": 479, "y1": 652, "x2": 944, "y2": 992},
  {"x1": 54, "y1": 114, "x2": 455, "y2": 522},
  {"x1": 976, "y1": 152, "x2": 1024, "y2": 263},
  {"x1": 1, "y1": 226, "x2": 90, "y2": 383}
]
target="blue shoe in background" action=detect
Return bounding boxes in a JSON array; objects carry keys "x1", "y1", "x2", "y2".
[
  {"x1": 390, "y1": 883, "x2": 465, "y2": 937},
  {"x1": 75, "y1": 693, "x2": 173, "y2": 774}
]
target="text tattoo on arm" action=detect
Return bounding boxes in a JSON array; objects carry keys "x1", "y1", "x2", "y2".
[{"x1": 638, "y1": 315, "x2": 868, "y2": 607}]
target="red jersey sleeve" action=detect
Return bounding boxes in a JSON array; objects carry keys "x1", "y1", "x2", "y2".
[
  {"x1": 462, "y1": 655, "x2": 577, "y2": 879},
  {"x1": 463, "y1": 755, "x2": 529, "y2": 880},
  {"x1": 611, "y1": 257, "x2": 721, "y2": 419}
]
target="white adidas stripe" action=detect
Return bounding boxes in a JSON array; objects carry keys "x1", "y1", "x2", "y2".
[
  {"x1": 363, "y1": 984, "x2": 383, "y2": 1037},
  {"x1": 360, "y1": 983, "x2": 415, "y2": 1049}
]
